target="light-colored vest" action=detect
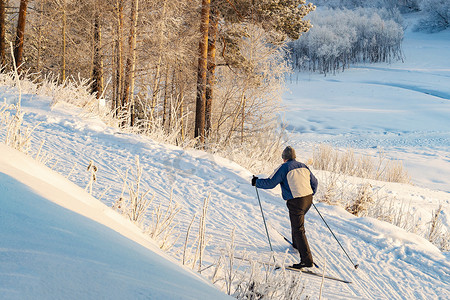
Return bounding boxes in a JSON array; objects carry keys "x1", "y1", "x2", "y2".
[{"x1": 286, "y1": 168, "x2": 313, "y2": 198}]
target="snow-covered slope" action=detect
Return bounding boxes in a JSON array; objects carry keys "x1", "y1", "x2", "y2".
[
  {"x1": 0, "y1": 144, "x2": 231, "y2": 300},
  {"x1": 1, "y1": 88, "x2": 449, "y2": 299}
]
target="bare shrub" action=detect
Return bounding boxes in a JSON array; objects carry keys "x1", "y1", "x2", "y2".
[
  {"x1": 427, "y1": 205, "x2": 449, "y2": 251},
  {"x1": 85, "y1": 160, "x2": 98, "y2": 195},
  {"x1": 209, "y1": 231, "x2": 308, "y2": 299},
  {"x1": 209, "y1": 125, "x2": 287, "y2": 175},
  {"x1": 311, "y1": 144, "x2": 410, "y2": 183},
  {"x1": 0, "y1": 100, "x2": 42, "y2": 154},
  {"x1": 181, "y1": 196, "x2": 210, "y2": 271},
  {"x1": 113, "y1": 156, "x2": 154, "y2": 225},
  {"x1": 346, "y1": 183, "x2": 374, "y2": 216},
  {"x1": 34, "y1": 140, "x2": 53, "y2": 165},
  {"x1": 318, "y1": 172, "x2": 344, "y2": 206},
  {"x1": 112, "y1": 156, "x2": 182, "y2": 250},
  {"x1": 145, "y1": 191, "x2": 182, "y2": 251}
]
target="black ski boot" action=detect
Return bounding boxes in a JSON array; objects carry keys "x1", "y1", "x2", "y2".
[{"x1": 291, "y1": 262, "x2": 313, "y2": 269}]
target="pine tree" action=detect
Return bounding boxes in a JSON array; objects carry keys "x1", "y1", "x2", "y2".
[
  {"x1": 14, "y1": 0, "x2": 30, "y2": 70},
  {"x1": 0, "y1": 0, "x2": 6, "y2": 68},
  {"x1": 194, "y1": 0, "x2": 211, "y2": 144}
]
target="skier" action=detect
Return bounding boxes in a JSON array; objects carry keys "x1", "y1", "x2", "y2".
[{"x1": 252, "y1": 146, "x2": 318, "y2": 269}]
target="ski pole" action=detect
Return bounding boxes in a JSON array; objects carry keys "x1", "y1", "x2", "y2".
[
  {"x1": 312, "y1": 203, "x2": 359, "y2": 269},
  {"x1": 255, "y1": 186, "x2": 273, "y2": 252}
]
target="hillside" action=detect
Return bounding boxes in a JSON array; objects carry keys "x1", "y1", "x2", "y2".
[
  {"x1": 0, "y1": 84, "x2": 449, "y2": 298},
  {"x1": 0, "y1": 144, "x2": 231, "y2": 299}
]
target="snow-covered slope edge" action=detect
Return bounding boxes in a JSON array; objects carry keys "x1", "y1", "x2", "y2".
[
  {"x1": 1, "y1": 93, "x2": 449, "y2": 299},
  {"x1": 0, "y1": 144, "x2": 231, "y2": 300}
]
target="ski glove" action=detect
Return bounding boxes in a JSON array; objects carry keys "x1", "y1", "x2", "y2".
[{"x1": 252, "y1": 176, "x2": 258, "y2": 186}]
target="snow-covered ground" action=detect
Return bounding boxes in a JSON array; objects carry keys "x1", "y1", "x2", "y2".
[
  {"x1": 0, "y1": 144, "x2": 231, "y2": 300},
  {"x1": 1, "y1": 15, "x2": 449, "y2": 300},
  {"x1": 283, "y1": 19, "x2": 450, "y2": 193}
]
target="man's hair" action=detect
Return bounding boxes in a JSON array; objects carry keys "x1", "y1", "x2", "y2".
[{"x1": 282, "y1": 146, "x2": 296, "y2": 160}]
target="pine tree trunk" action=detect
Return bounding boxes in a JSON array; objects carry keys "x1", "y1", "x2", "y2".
[
  {"x1": 150, "y1": 0, "x2": 167, "y2": 125},
  {"x1": 162, "y1": 65, "x2": 169, "y2": 129},
  {"x1": 129, "y1": 0, "x2": 139, "y2": 127},
  {"x1": 123, "y1": 0, "x2": 139, "y2": 126},
  {"x1": 168, "y1": 67, "x2": 176, "y2": 132},
  {"x1": 112, "y1": 41, "x2": 118, "y2": 114},
  {"x1": 194, "y1": 0, "x2": 211, "y2": 144},
  {"x1": 92, "y1": 10, "x2": 103, "y2": 98},
  {"x1": 61, "y1": 0, "x2": 66, "y2": 82},
  {"x1": 14, "y1": 0, "x2": 30, "y2": 70},
  {"x1": 115, "y1": 0, "x2": 124, "y2": 111},
  {"x1": 0, "y1": 0, "x2": 6, "y2": 69},
  {"x1": 36, "y1": 0, "x2": 44, "y2": 72},
  {"x1": 205, "y1": 8, "x2": 218, "y2": 138},
  {"x1": 176, "y1": 61, "x2": 185, "y2": 142}
]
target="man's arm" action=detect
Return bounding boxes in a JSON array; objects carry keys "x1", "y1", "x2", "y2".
[{"x1": 256, "y1": 165, "x2": 285, "y2": 190}]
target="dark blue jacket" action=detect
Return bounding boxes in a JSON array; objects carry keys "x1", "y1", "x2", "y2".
[{"x1": 256, "y1": 159, "x2": 318, "y2": 200}]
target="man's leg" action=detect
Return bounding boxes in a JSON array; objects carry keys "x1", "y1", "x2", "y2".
[{"x1": 287, "y1": 195, "x2": 313, "y2": 265}]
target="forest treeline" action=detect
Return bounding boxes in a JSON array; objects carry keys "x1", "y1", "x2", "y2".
[
  {"x1": 288, "y1": 0, "x2": 449, "y2": 75},
  {"x1": 0, "y1": 0, "x2": 447, "y2": 158},
  {"x1": 287, "y1": 7, "x2": 404, "y2": 75},
  {"x1": 0, "y1": 0, "x2": 315, "y2": 153}
]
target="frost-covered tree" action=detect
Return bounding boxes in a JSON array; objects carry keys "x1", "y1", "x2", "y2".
[
  {"x1": 312, "y1": 0, "x2": 420, "y2": 13},
  {"x1": 288, "y1": 8, "x2": 404, "y2": 75},
  {"x1": 416, "y1": 0, "x2": 450, "y2": 32},
  {"x1": 0, "y1": 0, "x2": 6, "y2": 68},
  {"x1": 193, "y1": 0, "x2": 315, "y2": 144},
  {"x1": 1, "y1": 0, "x2": 307, "y2": 158},
  {"x1": 211, "y1": 23, "x2": 290, "y2": 146}
]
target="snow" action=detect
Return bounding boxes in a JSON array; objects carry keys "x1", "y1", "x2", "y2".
[
  {"x1": 1, "y1": 14, "x2": 449, "y2": 300},
  {"x1": 283, "y1": 21, "x2": 450, "y2": 193},
  {"x1": 0, "y1": 144, "x2": 231, "y2": 300}
]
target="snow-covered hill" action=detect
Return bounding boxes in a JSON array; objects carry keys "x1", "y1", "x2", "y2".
[
  {"x1": 0, "y1": 144, "x2": 231, "y2": 300},
  {"x1": 1, "y1": 86, "x2": 449, "y2": 299},
  {"x1": 1, "y1": 14, "x2": 449, "y2": 300}
]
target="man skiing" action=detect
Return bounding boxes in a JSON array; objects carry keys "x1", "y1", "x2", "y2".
[{"x1": 252, "y1": 146, "x2": 318, "y2": 269}]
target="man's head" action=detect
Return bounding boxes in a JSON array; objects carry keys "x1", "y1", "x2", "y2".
[{"x1": 282, "y1": 146, "x2": 296, "y2": 161}]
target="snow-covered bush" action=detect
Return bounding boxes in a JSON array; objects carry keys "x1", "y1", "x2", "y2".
[
  {"x1": 209, "y1": 231, "x2": 308, "y2": 299},
  {"x1": 313, "y1": 0, "x2": 420, "y2": 12},
  {"x1": 288, "y1": 7, "x2": 404, "y2": 74},
  {"x1": 316, "y1": 175, "x2": 449, "y2": 251},
  {"x1": 311, "y1": 144, "x2": 411, "y2": 183},
  {"x1": 0, "y1": 102, "x2": 34, "y2": 154},
  {"x1": 0, "y1": 76, "x2": 41, "y2": 155},
  {"x1": 345, "y1": 183, "x2": 374, "y2": 216},
  {"x1": 415, "y1": 0, "x2": 450, "y2": 32},
  {"x1": 112, "y1": 156, "x2": 182, "y2": 250}
]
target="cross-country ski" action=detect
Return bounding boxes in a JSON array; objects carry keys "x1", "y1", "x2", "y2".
[{"x1": 282, "y1": 266, "x2": 352, "y2": 284}]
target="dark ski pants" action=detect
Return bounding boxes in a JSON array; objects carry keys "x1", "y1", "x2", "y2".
[{"x1": 286, "y1": 195, "x2": 313, "y2": 264}]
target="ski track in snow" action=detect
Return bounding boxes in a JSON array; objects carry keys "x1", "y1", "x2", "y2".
[{"x1": 1, "y1": 93, "x2": 448, "y2": 299}]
